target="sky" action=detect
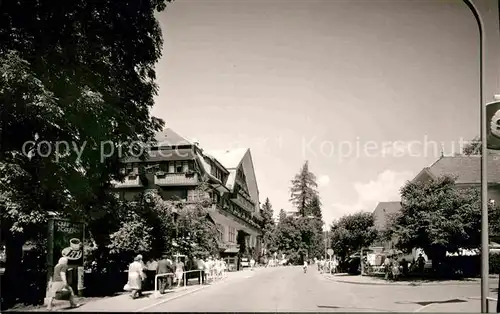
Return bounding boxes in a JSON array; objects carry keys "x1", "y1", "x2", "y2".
[{"x1": 152, "y1": 0, "x2": 500, "y2": 226}]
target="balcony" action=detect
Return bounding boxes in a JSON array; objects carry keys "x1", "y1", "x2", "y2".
[
  {"x1": 231, "y1": 191, "x2": 256, "y2": 213},
  {"x1": 154, "y1": 172, "x2": 199, "y2": 186},
  {"x1": 111, "y1": 175, "x2": 143, "y2": 188},
  {"x1": 224, "y1": 202, "x2": 260, "y2": 230}
]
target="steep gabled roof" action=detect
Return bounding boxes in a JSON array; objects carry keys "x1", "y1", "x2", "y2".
[
  {"x1": 372, "y1": 201, "x2": 402, "y2": 231},
  {"x1": 154, "y1": 128, "x2": 192, "y2": 147},
  {"x1": 206, "y1": 148, "x2": 248, "y2": 170},
  {"x1": 426, "y1": 155, "x2": 500, "y2": 184}
]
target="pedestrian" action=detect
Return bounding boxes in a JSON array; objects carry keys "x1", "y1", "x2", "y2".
[
  {"x1": 46, "y1": 257, "x2": 80, "y2": 311},
  {"x1": 146, "y1": 257, "x2": 158, "y2": 291},
  {"x1": 416, "y1": 254, "x2": 425, "y2": 274},
  {"x1": 384, "y1": 255, "x2": 392, "y2": 280},
  {"x1": 156, "y1": 253, "x2": 173, "y2": 294},
  {"x1": 196, "y1": 256, "x2": 206, "y2": 285},
  {"x1": 332, "y1": 258, "x2": 339, "y2": 273},
  {"x1": 205, "y1": 256, "x2": 213, "y2": 282},
  {"x1": 250, "y1": 257, "x2": 255, "y2": 271},
  {"x1": 126, "y1": 254, "x2": 146, "y2": 299},
  {"x1": 175, "y1": 257, "x2": 185, "y2": 288},
  {"x1": 392, "y1": 257, "x2": 400, "y2": 281},
  {"x1": 401, "y1": 258, "x2": 409, "y2": 277}
]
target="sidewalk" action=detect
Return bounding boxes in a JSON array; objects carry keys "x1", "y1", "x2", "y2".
[
  {"x1": 324, "y1": 273, "x2": 500, "y2": 286},
  {"x1": 67, "y1": 269, "x2": 257, "y2": 312}
]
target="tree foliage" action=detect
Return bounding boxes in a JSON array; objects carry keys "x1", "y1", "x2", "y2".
[
  {"x1": 289, "y1": 161, "x2": 319, "y2": 217},
  {"x1": 270, "y1": 161, "x2": 325, "y2": 263},
  {"x1": 107, "y1": 209, "x2": 153, "y2": 255},
  {"x1": 307, "y1": 195, "x2": 322, "y2": 220},
  {"x1": 462, "y1": 137, "x2": 481, "y2": 156},
  {"x1": 1, "y1": 0, "x2": 172, "y2": 233},
  {"x1": 278, "y1": 209, "x2": 287, "y2": 223},
  {"x1": 330, "y1": 212, "x2": 378, "y2": 262},
  {"x1": 386, "y1": 175, "x2": 498, "y2": 267},
  {"x1": 261, "y1": 197, "x2": 276, "y2": 252}
]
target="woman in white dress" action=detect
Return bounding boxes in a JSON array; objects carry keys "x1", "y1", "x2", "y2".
[
  {"x1": 127, "y1": 255, "x2": 146, "y2": 299},
  {"x1": 175, "y1": 259, "x2": 184, "y2": 288}
]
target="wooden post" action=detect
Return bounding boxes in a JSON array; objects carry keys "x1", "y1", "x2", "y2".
[
  {"x1": 77, "y1": 224, "x2": 85, "y2": 297},
  {"x1": 44, "y1": 218, "x2": 55, "y2": 305},
  {"x1": 360, "y1": 248, "x2": 365, "y2": 276}
]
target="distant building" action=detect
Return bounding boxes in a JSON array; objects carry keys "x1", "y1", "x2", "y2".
[
  {"x1": 371, "y1": 201, "x2": 402, "y2": 252},
  {"x1": 370, "y1": 155, "x2": 500, "y2": 253},
  {"x1": 413, "y1": 155, "x2": 500, "y2": 204},
  {"x1": 111, "y1": 128, "x2": 263, "y2": 259}
]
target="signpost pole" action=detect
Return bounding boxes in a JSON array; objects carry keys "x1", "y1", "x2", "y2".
[
  {"x1": 44, "y1": 217, "x2": 55, "y2": 305},
  {"x1": 77, "y1": 224, "x2": 85, "y2": 297}
]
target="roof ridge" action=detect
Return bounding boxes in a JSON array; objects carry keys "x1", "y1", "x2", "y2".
[{"x1": 428, "y1": 155, "x2": 444, "y2": 168}]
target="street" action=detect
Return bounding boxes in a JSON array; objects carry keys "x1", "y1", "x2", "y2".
[{"x1": 141, "y1": 266, "x2": 499, "y2": 312}]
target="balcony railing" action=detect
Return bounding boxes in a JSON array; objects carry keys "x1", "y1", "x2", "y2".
[
  {"x1": 111, "y1": 175, "x2": 143, "y2": 188},
  {"x1": 231, "y1": 192, "x2": 255, "y2": 213},
  {"x1": 154, "y1": 172, "x2": 199, "y2": 186},
  {"x1": 223, "y1": 202, "x2": 260, "y2": 229}
]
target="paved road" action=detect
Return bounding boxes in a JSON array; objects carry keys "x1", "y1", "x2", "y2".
[{"x1": 142, "y1": 266, "x2": 499, "y2": 312}]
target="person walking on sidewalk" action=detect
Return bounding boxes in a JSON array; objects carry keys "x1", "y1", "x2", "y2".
[
  {"x1": 156, "y1": 254, "x2": 173, "y2": 294},
  {"x1": 250, "y1": 257, "x2": 255, "y2": 271},
  {"x1": 127, "y1": 255, "x2": 146, "y2": 299},
  {"x1": 196, "y1": 256, "x2": 206, "y2": 285},
  {"x1": 46, "y1": 257, "x2": 80, "y2": 311},
  {"x1": 175, "y1": 258, "x2": 185, "y2": 288}
]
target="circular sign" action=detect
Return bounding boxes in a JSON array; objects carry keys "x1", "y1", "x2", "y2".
[
  {"x1": 327, "y1": 248, "x2": 334, "y2": 256},
  {"x1": 491, "y1": 109, "x2": 500, "y2": 139},
  {"x1": 487, "y1": 101, "x2": 500, "y2": 150}
]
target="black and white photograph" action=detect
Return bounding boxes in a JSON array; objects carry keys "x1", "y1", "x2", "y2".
[{"x1": 1, "y1": 0, "x2": 500, "y2": 312}]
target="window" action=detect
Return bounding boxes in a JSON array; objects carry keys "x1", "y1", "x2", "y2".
[
  {"x1": 182, "y1": 161, "x2": 189, "y2": 172},
  {"x1": 160, "y1": 162, "x2": 169, "y2": 172},
  {"x1": 175, "y1": 161, "x2": 183, "y2": 173},
  {"x1": 168, "y1": 162, "x2": 175, "y2": 173},
  {"x1": 216, "y1": 224, "x2": 224, "y2": 241},
  {"x1": 228, "y1": 227, "x2": 236, "y2": 243}
]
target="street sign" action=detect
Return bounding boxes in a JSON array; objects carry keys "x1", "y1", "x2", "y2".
[
  {"x1": 327, "y1": 248, "x2": 333, "y2": 256},
  {"x1": 486, "y1": 100, "x2": 500, "y2": 151}
]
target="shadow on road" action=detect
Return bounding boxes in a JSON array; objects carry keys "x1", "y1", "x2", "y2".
[
  {"x1": 395, "y1": 298, "x2": 467, "y2": 306},
  {"x1": 317, "y1": 304, "x2": 395, "y2": 312}
]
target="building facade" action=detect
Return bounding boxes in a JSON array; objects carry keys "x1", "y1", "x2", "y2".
[{"x1": 111, "y1": 128, "x2": 263, "y2": 259}]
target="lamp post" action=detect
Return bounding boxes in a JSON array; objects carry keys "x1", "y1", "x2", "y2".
[{"x1": 460, "y1": 1, "x2": 488, "y2": 312}]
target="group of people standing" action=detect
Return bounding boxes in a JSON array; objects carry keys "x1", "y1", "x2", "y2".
[
  {"x1": 314, "y1": 257, "x2": 338, "y2": 274},
  {"x1": 125, "y1": 253, "x2": 228, "y2": 299}
]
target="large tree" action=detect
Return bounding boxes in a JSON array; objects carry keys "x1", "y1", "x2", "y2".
[
  {"x1": 0, "y1": 0, "x2": 171, "y2": 307},
  {"x1": 289, "y1": 161, "x2": 319, "y2": 217},
  {"x1": 329, "y1": 212, "x2": 378, "y2": 263},
  {"x1": 386, "y1": 175, "x2": 497, "y2": 270},
  {"x1": 272, "y1": 215, "x2": 305, "y2": 263},
  {"x1": 307, "y1": 195, "x2": 323, "y2": 220},
  {"x1": 261, "y1": 198, "x2": 276, "y2": 254},
  {"x1": 278, "y1": 209, "x2": 287, "y2": 223}
]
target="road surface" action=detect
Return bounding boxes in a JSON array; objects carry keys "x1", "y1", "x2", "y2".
[{"x1": 141, "y1": 266, "x2": 498, "y2": 312}]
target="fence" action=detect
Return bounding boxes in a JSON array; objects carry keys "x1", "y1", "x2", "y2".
[{"x1": 152, "y1": 268, "x2": 226, "y2": 298}]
